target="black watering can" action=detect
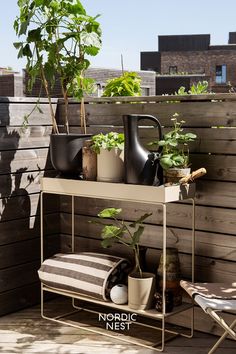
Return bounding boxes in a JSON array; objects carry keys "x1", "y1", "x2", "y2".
[{"x1": 123, "y1": 114, "x2": 163, "y2": 185}]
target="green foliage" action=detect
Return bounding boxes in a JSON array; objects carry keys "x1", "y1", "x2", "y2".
[
  {"x1": 149, "y1": 113, "x2": 197, "y2": 170},
  {"x1": 175, "y1": 80, "x2": 209, "y2": 96},
  {"x1": 102, "y1": 72, "x2": 141, "y2": 97},
  {"x1": 94, "y1": 208, "x2": 152, "y2": 277},
  {"x1": 91, "y1": 132, "x2": 124, "y2": 154},
  {"x1": 14, "y1": 0, "x2": 102, "y2": 133}
]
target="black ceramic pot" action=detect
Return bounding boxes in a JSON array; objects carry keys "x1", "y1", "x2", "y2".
[{"x1": 50, "y1": 133, "x2": 92, "y2": 176}]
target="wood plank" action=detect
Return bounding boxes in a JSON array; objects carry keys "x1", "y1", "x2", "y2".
[
  {"x1": 195, "y1": 180, "x2": 236, "y2": 208},
  {"x1": 0, "y1": 234, "x2": 60, "y2": 269},
  {"x1": 60, "y1": 196, "x2": 236, "y2": 234},
  {"x1": 0, "y1": 102, "x2": 56, "y2": 126},
  {"x1": 191, "y1": 154, "x2": 236, "y2": 181},
  {"x1": 0, "y1": 213, "x2": 60, "y2": 246},
  {"x1": 0, "y1": 282, "x2": 40, "y2": 317},
  {"x1": 0, "y1": 148, "x2": 52, "y2": 174},
  {"x1": 0, "y1": 170, "x2": 56, "y2": 199},
  {"x1": 57, "y1": 101, "x2": 236, "y2": 127},
  {"x1": 0, "y1": 260, "x2": 40, "y2": 292},
  {"x1": 60, "y1": 214, "x2": 236, "y2": 261},
  {"x1": 0, "y1": 193, "x2": 59, "y2": 221}
]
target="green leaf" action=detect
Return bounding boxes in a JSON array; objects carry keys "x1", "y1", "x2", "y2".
[
  {"x1": 101, "y1": 238, "x2": 115, "y2": 248},
  {"x1": 160, "y1": 156, "x2": 173, "y2": 169},
  {"x1": 129, "y1": 212, "x2": 152, "y2": 227},
  {"x1": 13, "y1": 42, "x2": 22, "y2": 49},
  {"x1": 81, "y1": 32, "x2": 101, "y2": 49},
  {"x1": 22, "y1": 44, "x2": 32, "y2": 57},
  {"x1": 101, "y1": 225, "x2": 123, "y2": 239},
  {"x1": 98, "y1": 208, "x2": 122, "y2": 218},
  {"x1": 185, "y1": 133, "x2": 197, "y2": 139},
  {"x1": 27, "y1": 28, "x2": 42, "y2": 42},
  {"x1": 131, "y1": 226, "x2": 144, "y2": 246}
]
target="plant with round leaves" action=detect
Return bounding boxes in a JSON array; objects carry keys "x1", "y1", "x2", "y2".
[
  {"x1": 93, "y1": 207, "x2": 152, "y2": 278},
  {"x1": 14, "y1": 0, "x2": 102, "y2": 134},
  {"x1": 149, "y1": 113, "x2": 197, "y2": 170}
]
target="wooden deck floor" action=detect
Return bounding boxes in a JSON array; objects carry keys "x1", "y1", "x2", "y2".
[{"x1": 0, "y1": 298, "x2": 235, "y2": 354}]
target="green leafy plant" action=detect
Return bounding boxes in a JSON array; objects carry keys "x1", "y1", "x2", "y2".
[
  {"x1": 149, "y1": 113, "x2": 197, "y2": 170},
  {"x1": 91, "y1": 132, "x2": 124, "y2": 154},
  {"x1": 102, "y1": 72, "x2": 141, "y2": 97},
  {"x1": 14, "y1": 0, "x2": 102, "y2": 134},
  {"x1": 95, "y1": 208, "x2": 152, "y2": 278},
  {"x1": 175, "y1": 80, "x2": 209, "y2": 96}
]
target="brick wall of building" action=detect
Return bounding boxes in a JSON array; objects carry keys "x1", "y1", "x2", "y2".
[{"x1": 0, "y1": 75, "x2": 23, "y2": 97}]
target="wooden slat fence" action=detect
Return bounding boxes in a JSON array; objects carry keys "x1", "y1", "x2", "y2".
[
  {"x1": 0, "y1": 94, "x2": 236, "y2": 336},
  {"x1": 0, "y1": 97, "x2": 59, "y2": 316}
]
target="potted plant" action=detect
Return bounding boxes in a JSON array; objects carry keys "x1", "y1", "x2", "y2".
[
  {"x1": 14, "y1": 0, "x2": 102, "y2": 176},
  {"x1": 149, "y1": 113, "x2": 197, "y2": 183},
  {"x1": 95, "y1": 207, "x2": 156, "y2": 310},
  {"x1": 91, "y1": 132, "x2": 125, "y2": 182},
  {"x1": 102, "y1": 71, "x2": 141, "y2": 97}
]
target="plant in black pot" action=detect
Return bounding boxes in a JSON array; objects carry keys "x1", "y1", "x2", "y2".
[
  {"x1": 95, "y1": 207, "x2": 156, "y2": 310},
  {"x1": 14, "y1": 0, "x2": 102, "y2": 176}
]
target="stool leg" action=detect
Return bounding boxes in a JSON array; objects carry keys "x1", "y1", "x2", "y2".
[{"x1": 208, "y1": 318, "x2": 236, "y2": 354}]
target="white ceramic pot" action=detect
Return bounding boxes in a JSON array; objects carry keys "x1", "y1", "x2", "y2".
[
  {"x1": 97, "y1": 148, "x2": 124, "y2": 183},
  {"x1": 128, "y1": 272, "x2": 156, "y2": 310}
]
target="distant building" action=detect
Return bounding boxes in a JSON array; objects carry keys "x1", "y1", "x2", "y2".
[
  {"x1": 84, "y1": 68, "x2": 156, "y2": 97},
  {"x1": 0, "y1": 67, "x2": 19, "y2": 75},
  {"x1": 141, "y1": 32, "x2": 236, "y2": 94},
  {"x1": 23, "y1": 68, "x2": 156, "y2": 97}
]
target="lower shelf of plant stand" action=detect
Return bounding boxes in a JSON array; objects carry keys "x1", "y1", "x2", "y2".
[{"x1": 43, "y1": 284, "x2": 193, "y2": 320}]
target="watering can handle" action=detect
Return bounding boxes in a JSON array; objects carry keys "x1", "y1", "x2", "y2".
[{"x1": 137, "y1": 115, "x2": 162, "y2": 140}]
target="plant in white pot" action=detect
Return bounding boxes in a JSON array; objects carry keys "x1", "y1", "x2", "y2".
[
  {"x1": 149, "y1": 113, "x2": 197, "y2": 183},
  {"x1": 14, "y1": 0, "x2": 102, "y2": 176},
  {"x1": 91, "y1": 132, "x2": 125, "y2": 182},
  {"x1": 96, "y1": 207, "x2": 156, "y2": 310}
]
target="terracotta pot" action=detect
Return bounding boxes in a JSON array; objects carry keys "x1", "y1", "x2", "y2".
[
  {"x1": 128, "y1": 272, "x2": 156, "y2": 310},
  {"x1": 164, "y1": 167, "x2": 190, "y2": 184}
]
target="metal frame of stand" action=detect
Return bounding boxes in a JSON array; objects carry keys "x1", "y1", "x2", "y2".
[{"x1": 40, "y1": 178, "x2": 195, "y2": 352}]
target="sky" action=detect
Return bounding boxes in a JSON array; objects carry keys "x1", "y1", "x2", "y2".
[{"x1": 1, "y1": 0, "x2": 236, "y2": 73}]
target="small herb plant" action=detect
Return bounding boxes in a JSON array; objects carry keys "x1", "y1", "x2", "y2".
[
  {"x1": 102, "y1": 72, "x2": 141, "y2": 97},
  {"x1": 91, "y1": 132, "x2": 124, "y2": 154},
  {"x1": 149, "y1": 113, "x2": 197, "y2": 170},
  {"x1": 95, "y1": 208, "x2": 152, "y2": 278}
]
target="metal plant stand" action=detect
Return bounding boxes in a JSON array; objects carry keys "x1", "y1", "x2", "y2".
[{"x1": 40, "y1": 178, "x2": 196, "y2": 352}]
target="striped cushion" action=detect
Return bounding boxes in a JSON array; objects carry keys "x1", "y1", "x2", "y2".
[{"x1": 38, "y1": 252, "x2": 130, "y2": 301}]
